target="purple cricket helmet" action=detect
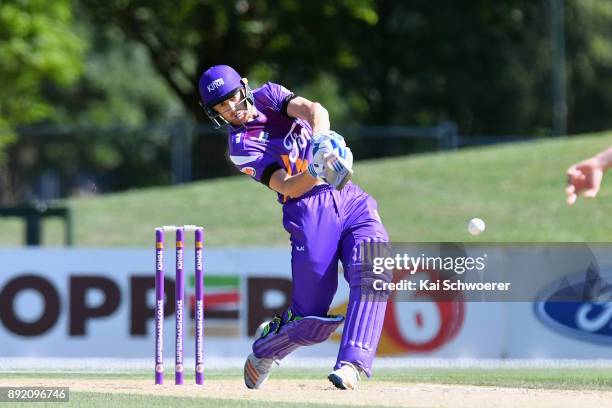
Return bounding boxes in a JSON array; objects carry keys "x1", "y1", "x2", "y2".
[{"x1": 198, "y1": 65, "x2": 254, "y2": 128}]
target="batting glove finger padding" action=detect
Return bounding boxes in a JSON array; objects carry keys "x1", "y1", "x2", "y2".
[{"x1": 323, "y1": 148, "x2": 354, "y2": 190}]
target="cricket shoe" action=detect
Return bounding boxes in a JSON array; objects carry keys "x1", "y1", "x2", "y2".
[
  {"x1": 244, "y1": 353, "x2": 274, "y2": 389},
  {"x1": 328, "y1": 362, "x2": 361, "y2": 390}
]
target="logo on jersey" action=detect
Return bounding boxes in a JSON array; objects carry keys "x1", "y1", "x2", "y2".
[
  {"x1": 283, "y1": 124, "x2": 310, "y2": 163},
  {"x1": 241, "y1": 167, "x2": 256, "y2": 177},
  {"x1": 258, "y1": 131, "x2": 269, "y2": 144},
  {"x1": 207, "y1": 78, "x2": 225, "y2": 92}
]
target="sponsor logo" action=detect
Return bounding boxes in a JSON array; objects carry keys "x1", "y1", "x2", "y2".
[
  {"x1": 241, "y1": 167, "x2": 256, "y2": 177},
  {"x1": 195, "y1": 300, "x2": 204, "y2": 364},
  {"x1": 282, "y1": 124, "x2": 309, "y2": 163},
  {"x1": 534, "y1": 266, "x2": 612, "y2": 345},
  {"x1": 0, "y1": 272, "x2": 244, "y2": 339},
  {"x1": 156, "y1": 249, "x2": 163, "y2": 271},
  {"x1": 175, "y1": 299, "x2": 183, "y2": 361},
  {"x1": 258, "y1": 131, "x2": 269, "y2": 144},
  {"x1": 196, "y1": 248, "x2": 203, "y2": 270},
  {"x1": 156, "y1": 299, "x2": 164, "y2": 361},
  {"x1": 176, "y1": 248, "x2": 183, "y2": 271},
  {"x1": 207, "y1": 78, "x2": 225, "y2": 92}
]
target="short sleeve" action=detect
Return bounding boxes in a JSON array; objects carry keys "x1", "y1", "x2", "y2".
[
  {"x1": 255, "y1": 82, "x2": 295, "y2": 115},
  {"x1": 229, "y1": 146, "x2": 281, "y2": 187}
]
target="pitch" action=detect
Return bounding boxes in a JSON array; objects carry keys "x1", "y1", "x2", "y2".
[{"x1": 3, "y1": 365, "x2": 612, "y2": 408}]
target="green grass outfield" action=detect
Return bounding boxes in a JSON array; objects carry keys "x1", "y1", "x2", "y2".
[
  {"x1": 2, "y1": 368, "x2": 612, "y2": 407},
  {"x1": 4, "y1": 367, "x2": 612, "y2": 389},
  {"x1": 1, "y1": 133, "x2": 612, "y2": 246}
]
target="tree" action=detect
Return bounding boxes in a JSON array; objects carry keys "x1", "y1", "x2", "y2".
[
  {"x1": 80, "y1": 0, "x2": 612, "y2": 136},
  {"x1": 79, "y1": 0, "x2": 377, "y2": 120},
  {"x1": 0, "y1": 0, "x2": 84, "y2": 203},
  {"x1": 0, "y1": 0, "x2": 84, "y2": 128},
  {"x1": 565, "y1": 0, "x2": 612, "y2": 134}
]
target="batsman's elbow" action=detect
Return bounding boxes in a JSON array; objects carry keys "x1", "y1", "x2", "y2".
[{"x1": 313, "y1": 102, "x2": 329, "y2": 123}]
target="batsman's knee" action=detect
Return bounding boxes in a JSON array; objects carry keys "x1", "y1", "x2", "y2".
[
  {"x1": 253, "y1": 310, "x2": 344, "y2": 359},
  {"x1": 285, "y1": 315, "x2": 345, "y2": 345},
  {"x1": 345, "y1": 239, "x2": 393, "y2": 296}
]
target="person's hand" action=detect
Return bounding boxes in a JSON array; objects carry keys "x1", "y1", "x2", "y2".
[
  {"x1": 307, "y1": 142, "x2": 330, "y2": 178},
  {"x1": 308, "y1": 130, "x2": 349, "y2": 179},
  {"x1": 566, "y1": 156, "x2": 606, "y2": 205},
  {"x1": 323, "y1": 147, "x2": 353, "y2": 190}
]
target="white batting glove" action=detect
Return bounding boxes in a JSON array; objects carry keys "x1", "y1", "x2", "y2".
[
  {"x1": 308, "y1": 131, "x2": 346, "y2": 178},
  {"x1": 323, "y1": 147, "x2": 353, "y2": 190}
]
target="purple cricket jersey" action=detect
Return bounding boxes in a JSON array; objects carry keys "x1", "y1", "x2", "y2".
[
  {"x1": 224, "y1": 81, "x2": 389, "y2": 377},
  {"x1": 226, "y1": 82, "x2": 312, "y2": 202}
]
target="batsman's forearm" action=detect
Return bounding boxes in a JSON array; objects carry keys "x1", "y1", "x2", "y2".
[
  {"x1": 269, "y1": 169, "x2": 320, "y2": 199},
  {"x1": 282, "y1": 171, "x2": 320, "y2": 198},
  {"x1": 310, "y1": 103, "x2": 330, "y2": 136}
]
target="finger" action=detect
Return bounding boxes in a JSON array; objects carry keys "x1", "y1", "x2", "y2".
[
  {"x1": 566, "y1": 166, "x2": 579, "y2": 177},
  {"x1": 567, "y1": 169, "x2": 588, "y2": 185},
  {"x1": 565, "y1": 184, "x2": 577, "y2": 205},
  {"x1": 323, "y1": 152, "x2": 338, "y2": 161}
]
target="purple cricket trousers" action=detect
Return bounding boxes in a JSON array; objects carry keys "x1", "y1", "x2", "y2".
[{"x1": 282, "y1": 181, "x2": 389, "y2": 377}]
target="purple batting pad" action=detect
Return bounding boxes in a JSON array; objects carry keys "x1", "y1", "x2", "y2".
[
  {"x1": 334, "y1": 238, "x2": 391, "y2": 377},
  {"x1": 253, "y1": 315, "x2": 344, "y2": 360},
  {"x1": 334, "y1": 291, "x2": 388, "y2": 377}
]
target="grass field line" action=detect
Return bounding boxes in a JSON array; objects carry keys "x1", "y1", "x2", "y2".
[
  {"x1": 2, "y1": 378, "x2": 612, "y2": 408},
  {"x1": 3, "y1": 357, "x2": 612, "y2": 372}
]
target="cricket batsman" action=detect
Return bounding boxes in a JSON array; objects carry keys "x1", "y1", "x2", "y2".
[{"x1": 198, "y1": 65, "x2": 390, "y2": 390}]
